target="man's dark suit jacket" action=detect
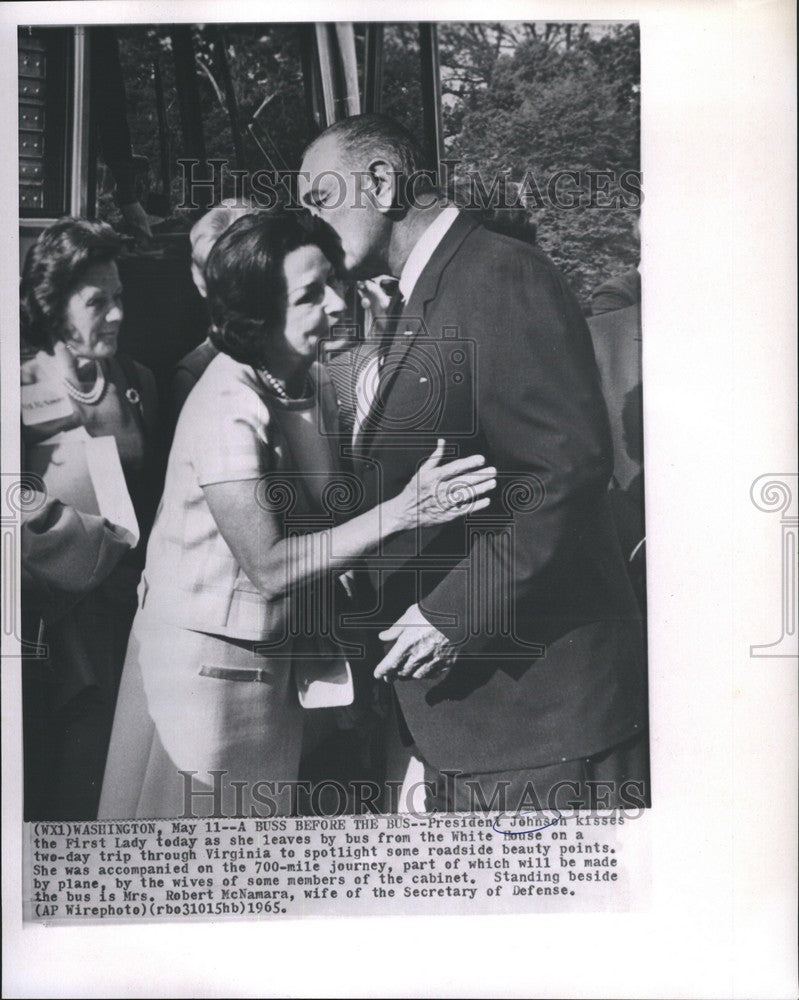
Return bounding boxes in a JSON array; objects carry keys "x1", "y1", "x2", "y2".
[
  {"x1": 171, "y1": 337, "x2": 220, "y2": 425},
  {"x1": 353, "y1": 211, "x2": 646, "y2": 775}
]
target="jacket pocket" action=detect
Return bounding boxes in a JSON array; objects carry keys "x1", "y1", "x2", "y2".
[{"x1": 198, "y1": 664, "x2": 275, "y2": 683}]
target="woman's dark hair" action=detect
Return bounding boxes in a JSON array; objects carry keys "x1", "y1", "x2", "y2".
[
  {"x1": 204, "y1": 210, "x2": 341, "y2": 367},
  {"x1": 20, "y1": 218, "x2": 122, "y2": 352}
]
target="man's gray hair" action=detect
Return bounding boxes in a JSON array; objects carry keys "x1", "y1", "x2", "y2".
[
  {"x1": 189, "y1": 203, "x2": 256, "y2": 297},
  {"x1": 307, "y1": 113, "x2": 439, "y2": 205},
  {"x1": 190, "y1": 203, "x2": 254, "y2": 269}
]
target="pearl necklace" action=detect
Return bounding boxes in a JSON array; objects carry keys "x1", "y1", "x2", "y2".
[
  {"x1": 257, "y1": 366, "x2": 311, "y2": 401},
  {"x1": 61, "y1": 364, "x2": 107, "y2": 406}
]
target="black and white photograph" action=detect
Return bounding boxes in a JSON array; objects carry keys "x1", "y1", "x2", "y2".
[
  {"x1": 2, "y1": 1, "x2": 796, "y2": 998},
  {"x1": 16, "y1": 18, "x2": 648, "y2": 823}
]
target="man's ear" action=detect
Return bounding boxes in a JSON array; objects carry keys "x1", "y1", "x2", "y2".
[{"x1": 367, "y1": 157, "x2": 398, "y2": 212}]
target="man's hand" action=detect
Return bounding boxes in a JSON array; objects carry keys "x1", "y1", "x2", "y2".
[{"x1": 375, "y1": 604, "x2": 455, "y2": 682}]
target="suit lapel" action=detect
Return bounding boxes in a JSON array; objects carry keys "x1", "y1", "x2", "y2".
[{"x1": 403, "y1": 210, "x2": 481, "y2": 319}]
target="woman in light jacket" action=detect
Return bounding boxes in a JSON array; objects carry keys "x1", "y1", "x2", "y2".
[{"x1": 99, "y1": 211, "x2": 496, "y2": 819}]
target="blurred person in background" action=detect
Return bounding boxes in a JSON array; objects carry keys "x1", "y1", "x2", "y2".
[{"x1": 170, "y1": 202, "x2": 256, "y2": 422}]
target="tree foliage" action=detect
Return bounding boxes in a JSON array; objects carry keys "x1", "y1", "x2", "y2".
[
  {"x1": 369, "y1": 22, "x2": 639, "y2": 306},
  {"x1": 109, "y1": 21, "x2": 640, "y2": 307}
]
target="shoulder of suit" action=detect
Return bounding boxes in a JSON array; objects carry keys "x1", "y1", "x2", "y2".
[
  {"x1": 175, "y1": 338, "x2": 218, "y2": 378},
  {"x1": 591, "y1": 268, "x2": 641, "y2": 310},
  {"x1": 179, "y1": 357, "x2": 273, "y2": 436},
  {"x1": 451, "y1": 219, "x2": 561, "y2": 284},
  {"x1": 112, "y1": 353, "x2": 156, "y2": 400},
  {"x1": 125, "y1": 355, "x2": 156, "y2": 386},
  {"x1": 185, "y1": 351, "x2": 260, "y2": 405}
]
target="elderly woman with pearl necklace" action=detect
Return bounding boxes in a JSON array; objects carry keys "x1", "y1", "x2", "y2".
[{"x1": 20, "y1": 217, "x2": 159, "y2": 821}]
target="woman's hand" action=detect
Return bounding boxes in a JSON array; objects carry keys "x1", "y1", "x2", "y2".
[
  {"x1": 387, "y1": 439, "x2": 496, "y2": 532},
  {"x1": 203, "y1": 444, "x2": 495, "y2": 605}
]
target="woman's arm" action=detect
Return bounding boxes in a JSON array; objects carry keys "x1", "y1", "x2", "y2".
[
  {"x1": 203, "y1": 440, "x2": 496, "y2": 602},
  {"x1": 20, "y1": 430, "x2": 133, "y2": 598},
  {"x1": 20, "y1": 493, "x2": 130, "y2": 619}
]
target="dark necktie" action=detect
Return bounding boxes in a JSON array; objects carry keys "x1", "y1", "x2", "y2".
[{"x1": 352, "y1": 285, "x2": 405, "y2": 443}]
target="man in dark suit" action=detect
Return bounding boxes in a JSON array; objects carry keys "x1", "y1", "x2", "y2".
[{"x1": 300, "y1": 114, "x2": 648, "y2": 812}]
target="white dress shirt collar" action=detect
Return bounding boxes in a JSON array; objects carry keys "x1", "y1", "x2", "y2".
[{"x1": 398, "y1": 205, "x2": 460, "y2": 302}]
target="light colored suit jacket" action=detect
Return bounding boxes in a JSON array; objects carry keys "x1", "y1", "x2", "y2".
[{"x1": 140, "y1": 353, "x2": 340, "y2": 642}]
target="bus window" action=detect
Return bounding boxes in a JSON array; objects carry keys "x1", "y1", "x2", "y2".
[
  {"x1": 225, "y1": 24, "x2": 317, "y2": 175},
  {"x1": 101, "y1": 22, "x2": 318, "y2": 227},
  {"x1": 92, "y1": 26, "x2": 175, "y2": 231},
  {"x1": 85, "y1": 24, "x2": 333, "y2": 383}
]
